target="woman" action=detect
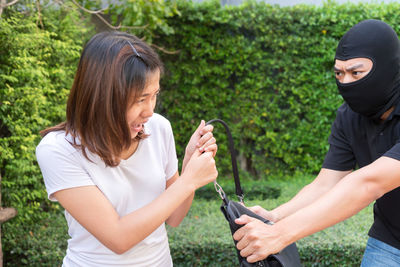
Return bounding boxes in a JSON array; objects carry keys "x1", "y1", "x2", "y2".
[{"x1": 36, "y1": 31, "x2": 218, "y2": 266}]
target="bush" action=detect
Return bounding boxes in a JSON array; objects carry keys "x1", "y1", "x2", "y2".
[
  {"x1": 194, "y1": 178, "x2": 281, "y2": 200},
  {"x1": 4, "y1": 208, "x2": 68, "y2": 267},
  {"x1": 0, "y1": 6, "x2": 92, "y2": 265},
  {"x1": 1, "y1": 0, "x2": 395, "y2": 265},
  {"x1": 152, "y1": 0, "x2": 400, "y2": 176}
]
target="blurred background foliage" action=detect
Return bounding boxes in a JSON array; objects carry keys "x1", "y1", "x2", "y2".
[{"x1": 1, "y1": 0, "x2": 398, "y2": 265}]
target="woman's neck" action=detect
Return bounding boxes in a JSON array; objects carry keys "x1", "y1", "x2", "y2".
[{"x1": 120, "y1": 140, "x2": 139, "y2": 160}]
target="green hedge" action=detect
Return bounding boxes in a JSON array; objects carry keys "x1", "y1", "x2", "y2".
[
  {"x1": 195, "y1": 178, "x2": 281, "y2": 200},
  {"x1": 0, "y1": 6, "x2": 92, "y2": 265},
  {"x1": 1, "y1": 0, "x2": 398, "y2": 265},
  {"x1": 3, "y1": 176, "x2": 371, "y2": 266},
  {"x1": 153, "y1": 0, "x2": 400, "y2": 176}
]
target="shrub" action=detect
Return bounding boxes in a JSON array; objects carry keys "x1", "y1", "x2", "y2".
[
  {"x1": 194, "y1": 178, "x2": 281, "y2": 200},
  {"x1": 4, "y1": 208, "x2": 68, "y2": 267},
  {"x1": 1, "y1": 0, "x2": 396, "y2": 265},
  {"x1": 0, "y1": 6, "x2": 92, "y2": 265},
  {"x1": 152, "y1": 0, "x2": 400, "y2": 176}
]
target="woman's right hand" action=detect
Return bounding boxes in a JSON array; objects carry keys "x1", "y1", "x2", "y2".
[{"x1": 181, "y1": 149, "x2": 218, "y2": 190}]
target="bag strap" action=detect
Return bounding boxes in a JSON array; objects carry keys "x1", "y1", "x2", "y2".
[{"x1": 206, "y1": 119, "x2": 244, "y2": 202}]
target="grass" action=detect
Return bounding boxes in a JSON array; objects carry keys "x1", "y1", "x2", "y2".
[
  {"x1": 167, "y1": 174, "x2": 373, "y2": 266},
  {"x1": 4, "y1": 174, "x2": 373, "y2": 266}
]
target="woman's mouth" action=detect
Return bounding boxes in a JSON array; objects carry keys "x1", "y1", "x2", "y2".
[{"x1": 131, "y1": 123, "x2": 143, "y2": 132}]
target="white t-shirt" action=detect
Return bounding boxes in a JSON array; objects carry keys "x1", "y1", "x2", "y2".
[{"x1": 36, "y1": 113, "x2": 178, "y2": 267}]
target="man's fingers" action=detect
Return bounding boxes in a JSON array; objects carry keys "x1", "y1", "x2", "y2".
[
  {"x1": 239, "y1": 242, "x2": 255, "y2": 258},
  {"x1": 233, "y1": 215, "x2": 253, "y2": 241},
  {"x1": 236, "y1": 232, "x2": 251, "y2": 250},
  {"x1": 235, "y1": 214, "x2": 252, "y2": 225},
  {"x1": 247, "y1": 254, "x2": 262, "y2": 263}
]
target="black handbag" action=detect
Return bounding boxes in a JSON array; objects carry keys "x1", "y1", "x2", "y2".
[{"x1": 206, "y1": 119, "x2": 302, "y2": 267}]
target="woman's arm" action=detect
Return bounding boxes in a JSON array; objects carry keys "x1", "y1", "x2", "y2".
[
  {"x1": 54, "y1": 149, "x2": 217, "y2": 255},
  {"x1": 164, "y1": 120, "x2": 217, "y2": 227},
  {"x1": 165, "y1": 172, "x2": 194, "y2": 227}
]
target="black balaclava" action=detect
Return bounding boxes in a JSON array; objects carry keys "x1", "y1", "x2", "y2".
[{"x1": 335, "y1": 19, "x2": 400, "y2": 120}]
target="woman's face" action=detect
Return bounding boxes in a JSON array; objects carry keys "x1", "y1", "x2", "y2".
[{"x1": 126, "y1": 69, "x2": 160, "y2": 139}]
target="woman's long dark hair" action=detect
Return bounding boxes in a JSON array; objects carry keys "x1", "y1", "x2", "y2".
[{"x1": 40, "y1": 31, "x2": 163, "y2": 166}]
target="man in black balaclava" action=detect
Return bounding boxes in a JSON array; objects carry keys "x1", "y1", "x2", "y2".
[{"x1": 233, "y1": 19, "x2": 400, "y2": 266}]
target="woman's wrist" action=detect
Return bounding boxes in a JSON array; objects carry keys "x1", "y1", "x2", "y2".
[
  {"x1": 176, "y1": 172, "x2": 197, "y2": 193},
  {"x1": 181, "y1": 150, "x2": 192, "y2": 172}
]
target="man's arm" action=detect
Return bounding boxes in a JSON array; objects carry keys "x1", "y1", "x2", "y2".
[
  {"x1": 234, "y1": 156, "x2": 400, "y2": 263},
  {"x1": 269, "y1": 168, "x2": 351, "y2": 222}
]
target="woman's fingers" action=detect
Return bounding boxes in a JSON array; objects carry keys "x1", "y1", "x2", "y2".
[{"x1": 199, "y1": 135, "x2": 216, "y2": 151}]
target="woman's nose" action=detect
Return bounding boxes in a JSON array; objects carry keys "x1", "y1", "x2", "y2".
[{"x1": 142, "y1": 100, "x2": 154, "y2": 117}]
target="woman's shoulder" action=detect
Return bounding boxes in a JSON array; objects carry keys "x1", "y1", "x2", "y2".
[
  {"x1": 149, "y1": 113, "x2": 171, "y2": 125},
  {"x1": 146, "y1": 113, "x2": 172, "y2": 133},
  {"x1": 36, "y1": 131, "x2": 78, "y2": 157}
]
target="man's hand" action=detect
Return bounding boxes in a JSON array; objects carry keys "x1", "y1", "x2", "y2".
[
  {"x1": 233, "y1": 215, "x2": 285, "y2": 263},
  {"x1": 247, "y1": 205, "x2": 278, "y2": 222}
]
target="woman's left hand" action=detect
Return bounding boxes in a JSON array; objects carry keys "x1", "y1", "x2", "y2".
[{"x1": 185, "y1": 120, "x2": 217, "y2": 158}]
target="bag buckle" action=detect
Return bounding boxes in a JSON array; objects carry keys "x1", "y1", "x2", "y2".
[
  {"x1": 237, "y1": 194, "x2": 244, "y2": 204},
  {"x1": 213, "y1": 181, "x2": 226, "y2": 200}
]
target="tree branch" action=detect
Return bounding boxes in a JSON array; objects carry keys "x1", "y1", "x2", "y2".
[
  {"x1": 0, "y1": 0, "x2": 19, "y2": 18},
  {"x1": 151, "y1": 43, "x2": 180, "y2": 55},
  {"x1": 69, "y1": 0, "x2": 148, "y2": 31},
  {"x1": 0, "y1": 207, "x2": 17, "y2": 223},
  {"x1": 70, "y1": 0, "x2": 106, "y2": 14},
  {"x1": 3, "y1": 0, "x2": 18, "y2": 8},
  {"x1": 36, "y1": 0, "x2": 44, "y2": 28},
  {"x1": 56, "y1": 0, "x2": 178, "y2": 55}
]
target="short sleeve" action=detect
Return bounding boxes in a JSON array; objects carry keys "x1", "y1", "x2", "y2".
[
  {"x1": 384, "y1": 142, "x2": 400, "y2": 161},
  {"x1": 164, "y1": 121, "x2": 178, "y2": 180},
  {"x1": 36, "y1": 133, "x2": 95, "y2": 201},
  {"x1": 322, "y1": 110, "x2": 356, "y2": 171}
]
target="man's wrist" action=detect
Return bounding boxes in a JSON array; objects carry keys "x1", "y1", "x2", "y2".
[
  {"x1": 273, "y1": 220, "x2": 296, "y2": 249},
  {"x1": 270, "y1": 209, "x2": 281, "y2": 222}
]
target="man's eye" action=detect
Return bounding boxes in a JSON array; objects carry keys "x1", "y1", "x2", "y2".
[
  {"x1": 353, "y1": 71, "x2": 362, "y2": 76},
  {"x1": 335, "y1": 71, "x2": 342, "y2": 76}
]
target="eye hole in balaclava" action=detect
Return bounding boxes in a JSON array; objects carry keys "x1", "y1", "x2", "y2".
[{"x1": 335, "y1": 19, "x2": 400, "y2": 120}]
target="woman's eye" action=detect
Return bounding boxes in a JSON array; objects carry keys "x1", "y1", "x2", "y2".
[{"x1": 152, "y1": 91, "x2": 160, "y2": 99}]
